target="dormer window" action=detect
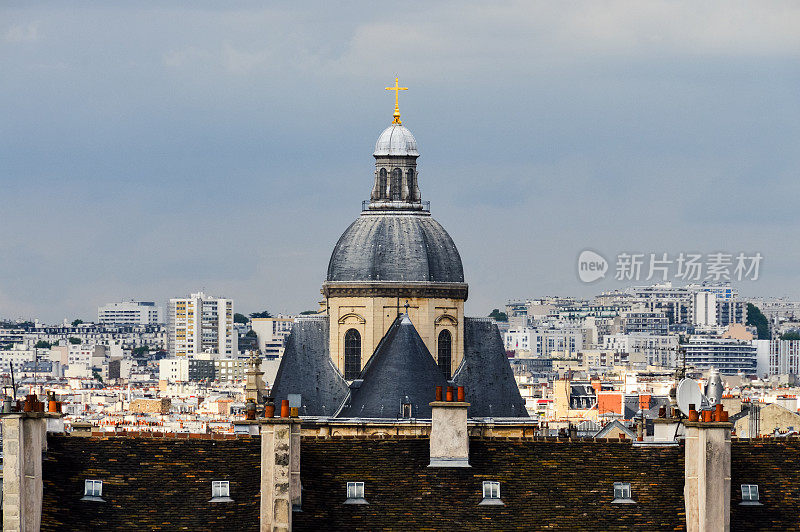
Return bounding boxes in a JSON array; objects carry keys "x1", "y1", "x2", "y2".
[
  {"x1": 344, "y1": 481, "x2": 368, "y2": 505},
  {"x1": 210, "y1": 480, "x2": 232, "y2": 503},
  {"x1": 81, "y1": 479, "x2": 104, "y2": 502},
  {"x1": 401, "y1": 396, "x2": 412, "y2": 418},
  {"x1": 612, "y1": 482, "x2": 635, "y2": 504},
  {"x1": 479, "y1": 481, "x2": 504, "y2": 506},
  {"x1": 740, "y1": 484, "x2": 762, "y2": 506}
]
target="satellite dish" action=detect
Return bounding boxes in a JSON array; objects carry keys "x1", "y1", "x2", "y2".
[{"x1": 677, "y1": 378, "x2": 710, "y2": 417}]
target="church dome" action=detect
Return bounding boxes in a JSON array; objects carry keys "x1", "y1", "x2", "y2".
[
  {"x1": 326, "y1": 212, "x2": 464, "y2": 283},
  {"x1": 373, "y1": 124, "x2": 419, "y2": 157}
]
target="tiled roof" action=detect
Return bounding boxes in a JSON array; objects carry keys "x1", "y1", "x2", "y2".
[
  {"x1": 41, "y1": 436, "x2": 261, "y2": 531},
  {"x1": 295, "y1": 437, "x2": 685, "y2": 530},
  {"x1": 731, "y1": 440, "x2": 800, "y2": 530},
  {"x1": 36, "y1": 433, "x2": 800, "y2": 530}
]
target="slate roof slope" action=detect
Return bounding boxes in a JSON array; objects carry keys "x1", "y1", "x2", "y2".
[
  {"x1": 731, "y1": 440, "x2": 800, "y2": 531},
  {"x1": 41, "y1": 436, "x2": 261, "y2": 531},
  {"x1": 336, "y1": 314, "x2": 448, "y2": 419},
  {"x1": 294, "y1": 438, "x2": 686, "y2": 531},
  {"x1": 270, "y1": 317, "x2": 349, "y2": 417},
  {"x1": 453, "y1": 318, "x2": 528, "y2": 418},
  {"x1": 326, "y1": 212, "x2": 465, "y2": 284}
]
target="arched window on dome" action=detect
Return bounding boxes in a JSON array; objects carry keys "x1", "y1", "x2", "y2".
[
  {"x1": 438, "y1": 330, "x2": 452, "y2": 379},
  {"x1": 407, "y1": 168, "x2": 416, "y2": 200},
  {"x1": 379, "y1": 168, "x2": 387, "y2": 199},
  {"x1": 344, "y1": 329, "x2": 361, "y2": 380},
  {"x1": 391, "y1": 168, "x2": 402, "y2": 201}
]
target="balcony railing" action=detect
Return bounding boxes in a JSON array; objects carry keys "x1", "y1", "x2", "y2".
[{"x1": 362, "y1": 200, "x2": 430, "y2": 212}]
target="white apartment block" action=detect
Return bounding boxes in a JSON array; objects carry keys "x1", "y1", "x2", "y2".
[
  {"x1": 603, "y1": 333, "x2": 678, "y2": 368},
  {"x1": 250, "y1": 316, "x2": 295, "y2": 357},
  {"x1": 168, "y1": 292, "x2": 236, "y2": 357},
  {"x1": 683, "y1": 337, "x2": 757, "y2": 375},
  {"x1": 0, "y1": 345, "x2": 38, "y2": 373},
  {"x1": 66, "y1": 344, "x2": 108, "y2": 369},
  {"x1": 504, "y1": 327, "x2": 583, "y2": 357},
  {"x1": 160, "y1": 358, "x2": 190, "y2": 382},
  {"x1": 98, "y1": 300, "x2": 164, "y2": 325},
  {"x1": 766, "y1": 339, "x2": 800, "y2": 376},
  {"x1": 693, "y1": 291, "x2": 717, "y2": 326}
]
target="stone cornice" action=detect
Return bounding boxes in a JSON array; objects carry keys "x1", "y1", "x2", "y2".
[{"x1": 322, "y1": 281, "x2": 468, "y2": 300}]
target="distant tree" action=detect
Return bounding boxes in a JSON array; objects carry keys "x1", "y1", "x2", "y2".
[
  {"x1": 780, "y1": 331, "x2": 800, "y2": 341},
  {"x1": 249, "y1": 310, "x2": 273, "y2": 319},
  {"x1": 72, "y1": 319, "x2": 84, "y2": 327},
  {"x1": 746, "y1": 303, "x2": 770, "y2": 340},
  {"x1": 92, "y1": 369, "x2": 103, "y2": 383},
  {"x1": 245, "y1": 330, "x2": 258, "y2": 338},
  {"x1": 35, "y1": 340, "x2": 52, "y2": 349},
  {"x1": 234, "y1": 313, "x2": 249, "y2": 324},
  {"x1": 488, "y1": 308, "x2": 508, "y2": 322},
  {"x1": 68, "y1": 337, "x2": 81, "y2": 345},
  {"x1": 132, "y1": 345, "x2": 150, "y2": 356},
  {"x1": 299, "y1": 310, "x2": 317, "y2": 315}
]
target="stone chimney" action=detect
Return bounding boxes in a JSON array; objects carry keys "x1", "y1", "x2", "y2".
[
  {"x1": 428, "y1": 386, "x2": 470, "y2": 468},
  {"x1": 684, "y1": 411, "x2": 732, "y2": 532},
  {"x1": 260, "y1": 409, "x2": 301, "y2": 531},
  {"x1": 70, "y1": 421, "x2": 94, "y2": 437},
  {"x1": 1, "y1": 412, "x2": 48, "y2": 532},
  {"x1": 652, "y1": 408, "x2": 684, "y2": 442}
]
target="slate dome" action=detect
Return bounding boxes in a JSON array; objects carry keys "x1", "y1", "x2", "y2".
[{"x1": 326, "y1": 212, "x2": 464, "y2": 283}]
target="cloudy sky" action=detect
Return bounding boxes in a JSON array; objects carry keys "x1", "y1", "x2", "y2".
[{"x1": 2, "y1": 1, "x2": 800, "y2": 323}]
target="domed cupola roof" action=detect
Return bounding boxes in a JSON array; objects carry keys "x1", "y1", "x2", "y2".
[
  {"x1": 324, "y1": 78, "x2": 468, "y2": 300},
  {"x1": 326, "y1": 213, "x2": 464, "y2": 283},
  {"x1": 373, "y1": 124, "x2": 419, "y2": 157}
]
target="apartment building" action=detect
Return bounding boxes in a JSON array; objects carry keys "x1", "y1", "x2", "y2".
[
  {"x1": 98, "y1": 301, "x2": 163, "y2": 325},
  {"x1": 250, "y1": 316, "x2": 295, "y2": 357},
  {"x1": 767, "y1": 339, "x2": 800, "y2": 376},
  {"x1": 683, "y1": 337, "x2": 757, "y2": 375},
  {"x1": 620, "y1": 311, "x2": 669, "y2": 335},
  {"x1": 505, "y1": 326, "x2": 583, "y2": 357},
  {"x1": 603, "y1": 333, "x2": 678, "y2": 368},
  {"x1": 168, "y1": 292, "x2": 236, "y2": 357}
]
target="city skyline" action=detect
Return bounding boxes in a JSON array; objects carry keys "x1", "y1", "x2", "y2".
[{"x1": 3, "y1": 2, "x2": 800, "y2": 322}]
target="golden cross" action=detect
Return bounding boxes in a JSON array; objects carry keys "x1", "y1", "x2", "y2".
[{"x1": 385, "y1": 77, "x2": 408, "y2": 125}]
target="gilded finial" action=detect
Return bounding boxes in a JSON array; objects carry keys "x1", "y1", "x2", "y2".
[{"x1": 385, "y1": 77, "x2": 408, "y2": 125}]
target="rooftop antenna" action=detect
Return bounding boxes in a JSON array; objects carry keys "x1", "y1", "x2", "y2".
[{"x1": 10, "y1": 362, "x2": 17, "y2": 401}]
